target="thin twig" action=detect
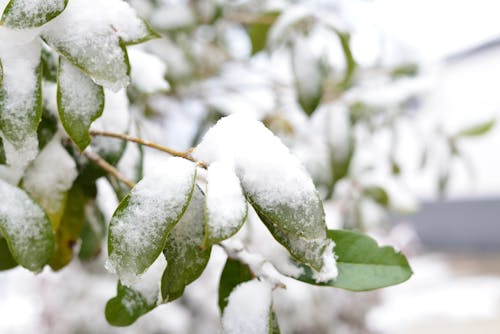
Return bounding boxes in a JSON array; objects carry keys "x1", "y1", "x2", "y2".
[
  {"x1": 83, "y1": 150, "x2": 136, "y2": 188},
  {"x1": 89, "y1": 130, "x2": 206, "y2": 168}
]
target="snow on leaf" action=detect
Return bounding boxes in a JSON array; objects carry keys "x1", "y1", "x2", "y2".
[
  {"x1": 57, "y1": 56, "x2": 104, "y2": 151},
  {"x1": 193, "y1": 114, "x2": 326, "y2": 240},
  {"x1": 204, "y1": 160, "x2": 247, "y2": 247},
  {"x1": 107, "y1": 157, "x2": 196, "y2": 285},
  {"x1": 128, "y1": 48, "x2": 169, "y2": 94},
  {"x1": 221, "y1": 279, "x2": 273, "y2": 334},
  {"x1": 106, "y1": 255, "x2": 166, "y2": 326},
  {"x1": 0, "y1": 178, "x2": 55, "y2": 272},
  {"x1": 1, "y1": 0, "x2": 68, "y2": 29},
  {"x1": 0, "y1": 39, "x2": 41, "y2": 161},
  {"x1": 22, "y1": 134, "x2": 77, "y2": 229},
  {"x1": 42, "y1": 0, "x2": 157, "y2": 91},
  {"x1": 161, "y1": 186, "x2": 212, "y2": 302}
]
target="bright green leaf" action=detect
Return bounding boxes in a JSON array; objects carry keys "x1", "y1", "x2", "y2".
[
  {"x1": 57, "y1": 57, "x2": 104, "y2": 151},
  {"x1": 1, "y1": 0, "x2": 68, "y2": 28},
  {"x1": 0, "y1": 179, "x2": 55, "y2": 272},
  {"x1": 218, "y1": 258, "x2": 253, "y2": 313},
  {"x1": 295, "y1": 230, "x2": 412, "y2": 291},
  {"x1": 162, "y1": 187, "x2": 212, "y2": 301},
  {"x1": 108, "y1": 157, "x2": 196, "y2": 284},
  {"x1": 457, "y1": 119, "x2": 496, "y2": 138}
]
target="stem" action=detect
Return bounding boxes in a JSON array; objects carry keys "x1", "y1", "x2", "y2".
[
  {"x1": 82, "y1": 150, "x2": 136, "y2": 188},
  {"x1": 89, "y1": 130, "x2": 206, "y2": 168}
]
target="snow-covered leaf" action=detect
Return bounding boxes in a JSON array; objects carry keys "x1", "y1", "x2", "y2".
[
  {"x1": 1, "y1": 0, "x2": 68, "y2": 29},
  {"x1": 161, "y1": 186, "x2": 212, "y2": 301},
  {"x1": 295, "y1": 230, "x2": 413, "y2": 291},
  {"x1": 221, "y1": 279, "x2": 273, "y2": 334},
  {"x1": 42, "y1": 0, "x2": 158, "y2": 91},
  {"x1": 0, "y1": 39, "x2": 41, "y2": 161},
  {"x1": 106, "y1": 255, "x2": 166, "y2": 326},
  {"x1": 204, "y1": 161, "x2": 247, "y2": 247},
  {"x1": 22, "y1": 135, "x2": 77, "y2": 228},
  {"x1": 0, "y1": 179, "x2": 54, "y2": 272},
  {"x1": 57, "y1": 57, "x2": 104, "y2": 151},
  {"x1": 218, "y1": 258, "x2": 253, "y2": 313},
  {"x1": 107, "y1": 157, "x2": 196, "y2": 284}
]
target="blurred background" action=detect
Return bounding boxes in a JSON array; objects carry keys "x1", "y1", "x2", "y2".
[{"x1": 1, "y1": 0, "x2": 500, "y2": 333}]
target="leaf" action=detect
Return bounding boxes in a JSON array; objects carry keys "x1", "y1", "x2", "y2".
[
  {"x1": 336, "y1": 31, "x2": 357, "y2": 89},
  {"x1": 1, "y1": 0, "x2": 68, "y2": 28},
  {"x1": 0, "y1": 179, "x2": 55, "y2": 272},
  {"x1": 37, "y1": 107, "x2": 58, "y2": 151},
  {"x1": 107, "y1": 157, "x2": 196, "y2": 284},
  {"x1": 106, "y1": 255, "x2": 166, "y2": 326},
  {"x1": 204, "y1": 161, "x2": 247, "y2": 247},
  {"x1": 218, "y1": 258, "x2": 253, "y2": 313},
  {"x1": 0, "y1": 236, "x2": 17, "y2": 270},
  {"x1": 41, "y1": 46, "x2": 58, "y2": 83},
  {"x1": 221, "y1": 279, "x2": 273, "y2": 334},
  {"x1": 78, "y1": 199, "x2": 106, "y2": 261},
  {"x1": 457, "y1": 119, "x2": 496, "y2": 138},
  {"x1": 49, "y1": 182, "x2": 87, "y2": 270},
  {"x1": 105, "y1": 281, "x2": 157, "y2": 327},
  {"x1": 363, "y1": 186, "x2": 390, "y2": 207},
  {"x1": 0, "y1": 136, "x2": 6, "y2": 165},
  {"x1": 0, "y1": 40, "x2": 42, "y2": 156},
  {"x1": 57, "y1": 57, "x2": 104, "y2": 151},
  {"x1": 161, "y1": 187, "x2": 212, "y2": 301},
  {"x1": 247, "y1": 13, "x2": 279, "y2": 55},
  {"x1": 270, "y1": 311, "x2": 281, "y2": 334},
  {"x1": 22, "y1": 136, "x2": 78, "y2": 229},
  {"x1": 295, "y1": 230, "x2": 412, "y2": 291}
]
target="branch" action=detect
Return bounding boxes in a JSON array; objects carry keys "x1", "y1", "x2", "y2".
[
  {"x1": 82, "y1": 150, "x2": 136, "y2": 189},
  {"x1": 89, "y1": 130, "x2": 206, "y2": 168}
]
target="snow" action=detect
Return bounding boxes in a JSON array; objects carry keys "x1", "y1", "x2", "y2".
[
  {"x1": 106, "y1": 157, "x2": 196, "y2": 285},
  {"x1": 292, "y1": 35, "x2": 323, "y2": 107},
  {"x1": 0, "y1": 179, "x2": 52, "y2": 271},
  {"x1": 311, "y1": 240, "x2": 338, "y2": 283},
  {"x1": 205, "y1": 160, "x2": 247, "y2": 245},
  {"x1": 129, "y1": 254, "x2": 166, "y2": 306},
  {"x1": 128, "y1": 48, "x2": 169, "y2": 94},
  {"x1": 221, "y1": 279, "x2": 273, "y2": 334},
  {"x1": 22, "y1": 134, "x2": 78, "y2": 226}
]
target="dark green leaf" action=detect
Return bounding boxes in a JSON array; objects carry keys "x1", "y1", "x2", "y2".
[
  {"x1": 105, "y1": 281, "x2": 157, "y2": 327},
  {"x1": 37, "y1": 107, "x2": 58, "y2": 151},
  {"x1": 0, "y1": 179, "x2": 55, "y2": 272},
  {"x1": 0, "y1": 136, "x2": 6, "y2": 165},
  {"x1": 57, "y1": 57, "x2": 104, "y2": 151},
  {"x1": 78, "y1": 200, "x2": 106, "y2": 261},
  {"x1": 108, "y1": 158, "x2": 196, "y2": 282},
  {"x1": 162, "y1": 187, "x2": 212, "y2": 301},
  {"x1": 0, "y1": 236, "x2": 17, "y2": 270},
  {"x1": 218, "y1": 258, "x2": 253, "y2": 313},
  {"x1": 41, "y1": 46, "x2": 58, "y2": 82},
  {"x1": 295, "y1": 230, "x2": 412, "y2": 291},
  {"x1": 457, "y1": 119, "x2": 496, "y2": 138},
  {"x1": 1, "y1": 0, "x2": 68, "y2": 28}
]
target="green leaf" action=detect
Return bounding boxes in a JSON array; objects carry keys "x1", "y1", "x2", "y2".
[
  {"x1": 363, "y1": 186, "x2": 390, "y2": 207},
  {"x1": 161, "y1": 187, "x2": 212, "y2": 301},
  {"x1": 456, "y1": 119, "x2": 496, "y2": 138},
  {"x1": 295, "y1": 230, "x2": 412, "y2": 291},
  {"x1": 49, "y1": 182, "x2": 87, "y2": 270},
  {"x1": 247, "y1": 13, "x2": 279, "y2": 55},
  {"x1": 78, "y1": 199, "x2": 106, "y2": 261},
  {"x1": 1, "y1": 0, "x2": 68, "y2": 28},
  {"x1": 336, "y1": 31, "x2": 357, "y2": 89},
  {"x1": 57, "y1": 57, "x2": 104, "y2": 151},
  {"x1": 218, "y1": 258, "x2": 253, "y2": 313},
  {"x1": 0, "y1": 41, "x2": 42, "y2": 153},
  {"x1": 0, "y1": 179, "x2": 55, "y2": 272},
  {"x1": 108, "y1": 158, "x2": 197, "y2": 283},
  {"x1": 270, "y1": 311, "x2": 281, "y2": 334},
  {"x1": 41, "y1": 46, "x2": 59, "y2": 83},
  {"x1": 390, "y1": 63, "x2": 419, "y2": 79},
  {"x1": 0, "y1": 136, "x2": 6, "y2": 165},
  {"x1": 0, "y1": 236, "x2": 17, "y2": 270},
  {"x1": 105, "y1": 281, "x2": 157, "y2": 327},
  {"x1": 37, "y1": 107, "x2": 58, "y2": 151}
]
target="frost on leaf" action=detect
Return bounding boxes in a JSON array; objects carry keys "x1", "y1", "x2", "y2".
[
  {"x1": 0, "y1": 179, "x2": 54, "y2": 272},
  {"x1": 0, "y1": 39, "x2": 41, "y2": 162},
  {"x1": 221, "y1": 279, "x2": 273, "y2": 334},
  {"x1": 193, "y1": 114, "x2": 334, "y2": 274},
  {"x1": 107, "y1": 157, "x2": 196, "y2": 285},
  {"x1": 57, "y1": 57, "x2": 104, "y2": 151},
  {"x1": 22, "y1": 134, "x2": 77, "y2": 229},
  {"x1": 204, "y1": 160, "x2": 247, "y2": 247},
  {"x1": 162, "y1": 186, "x2": 212, "y2": 301},
  {"x1": 106, "y1": 255, "x2": 166, "y2": 326},
  {"x1": 42, "y1": 0, "x2": 158, "y2": 91},
  {"x1": 1, "y1": 0, "x2": 68, "y2": 29}
]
